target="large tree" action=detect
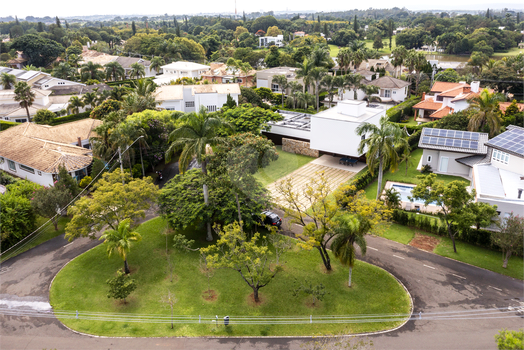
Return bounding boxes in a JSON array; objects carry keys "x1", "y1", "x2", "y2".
[
  {"x1": 356, "y1": 116, "x2": 408, "y2": 200},
  {"x1": 104, "y1": 61, "x2": 125, "y2": 81},
  {"x1": 219, "y1": 104, "x2": 283, "y2": 134},
  {"x1": 10, "y1": 34, "x2": 64, "y2": 67},
  {"x1": 65, "y1": 171, "x2": 158, "y2": 240},
  {"x1": 99, "y1": 218, "x2": 142, "y2": 274},
  {"x1": 491, "y1": 213, "x2": 524, "y2": 269},
  {"x1": 165, "y1": 107, "x2": 233, "y2": 241},
  {"x1": 52, "y1": 62, "x2": 75, "y2": 80},
  {"x1": 31, "y1": 183, "x2": 72, "y2": 230},
  {"x1": 13, "y1": 81, "x2": 35, "y2": 121},
  {"x1": 467, "y1": 88, "x2": 505, "y2": 137},
  {"x1": 308, "y1": 67, "x2": 328, "y2": 112},
  {"x1": 81, "y1": 61, "x2": 103, "y2": 81}
]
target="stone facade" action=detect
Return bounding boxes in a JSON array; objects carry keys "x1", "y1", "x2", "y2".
[{"x1": 282, "y1": 138, "x2": 319, "y2": 158}]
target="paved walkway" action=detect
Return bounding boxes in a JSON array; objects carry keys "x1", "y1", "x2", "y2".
[{"x1": 266, "y1": 160, "x2": 356, "y2": 209}]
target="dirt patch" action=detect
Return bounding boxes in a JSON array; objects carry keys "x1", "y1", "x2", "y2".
[
  {"x1": 246, "y1": 292, "x2": 266, "y2": 307},
  {"x1": 320, "y1": 263, "x2": 337, "y2": 274},
  {"x1": 305, "y1": 297, "x2": 322, "y2": 308},
  {"x1": 409, "y1": 233, "x2": 440, "y2": 252},
  {"x1": 202, "y1": 290, "x2": 217, "y2": 302}
]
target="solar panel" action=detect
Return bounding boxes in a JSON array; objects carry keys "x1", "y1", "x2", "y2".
[
  {"x1": 462, "y1": 132, "x2": 470, "y2": 140},
  {"x1": 445, "y1": 139, "x2": 454, "y2": 146},
  {"x1": 437, "y1": 138, "x2": 446, "y2": 145},
  {"x1": 470, "y1": 133, "x2": 479, "y2": 141},
  {"x1": 422, "y1": 136, "x2": 430, "y2": 144},
  {"x1": 470, "y1": 141, "x2": 478, "y2": 149},
  {"x1": 439, "y1": 129, "x2": 448, "y2": 137},
  {"x1": 447, "y1": 130, "x2": 455, "y2": 138},
  {"x1": 462, "y1": 140, "x2": 470, "y2": 148},
  {"x1": 429, "y1": 137, "x2": 438, "y2": 145},
  {"x1": 453, "y1": 139, "x2": 462, "y2": 147},
  {"x1": 455, "y1": 131, "x2": 463, "y2": 139}
]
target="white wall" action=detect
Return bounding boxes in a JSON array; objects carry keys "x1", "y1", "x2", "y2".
[
  {"x1": 158, "y1": 100, "x2": 183, "y2": 112},
  {"x1": 267, "y1": 124, "x2": 311, "y2": 141},
  {"x1": 0, "y1": 158, "x2": 55, "y2": 186},
  {"x1": 490, "y1": 152, "x2": 524, "y2": 174},
  {"x1": 341, "y1": 88, "x2": 366, "y2": 101},
  {"x1": 257, "y1": 79, "x2": 269, "y2": 89}
]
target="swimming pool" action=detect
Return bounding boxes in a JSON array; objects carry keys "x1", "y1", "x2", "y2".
[{"x1": 390, "y1": 183, "x2": 437, "y2": 206}]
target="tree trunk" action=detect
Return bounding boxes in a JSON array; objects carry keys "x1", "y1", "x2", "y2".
[
  {"x1": 201, "y1": 161, "x2": 213, "y2": 242},
  {"x1": 25, "y1": 105, "x2": 31, "y2": 122},
  {"x1": 348, "y1": 266, "x2": 353, "y2": 287},
  {"x1": 235, "y1": 192, "x2": 242, "y2": 229},
  {"x1": 317, "y1": 245, "x2": 332, "y2": 271},
  {"x1": 124, "y1": 259, "x2": 130, "y2": 274},
  {"x1": 503, "y1": 249, "x2": 512, "y2": 268},
  {"x1": 170, "y1": 306, "x2": 174, "y2": 329},
  {"x1": 448, "y1": 225, "x2": 457, "y2": 253},
  {"x1": 376, "y1": 157, "x2": 384, "y2": 200},
  {"x1": 51, "y1": 217, "x2": 59, "y2": 231},
  {"x1": 253, "y1": 287, "x2": 260, "y2": 303}
]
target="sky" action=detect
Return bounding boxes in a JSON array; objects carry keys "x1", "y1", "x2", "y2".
[{"x1": 4, "y1": 0, "x2": 524, "y2": 18}]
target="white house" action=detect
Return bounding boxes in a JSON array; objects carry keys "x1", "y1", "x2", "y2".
[
  {"x1": 0, "y1": 119, "x2": 101, "y2": 186},
  {"x1": 413, "y1": 81, "x2": 481, "y2": 122},
  {"x1": 111, "y1": 57, "x2": 157, "y2": 79},
  {"x1": 156, "y1": 83, "x2": 240, "y2": 113},
  {"x1": 265, "y1": 100, "x2": 385, "y2": 157},
  {"x1": 342, "y1": 76, "x2": 410, "y2": 104},
  {"x1": 256, "y1": 67, "x2": 304, "y2": 93},
  {"x1": 259, "y1": 35, "x2": 284, "y2": 48},
  {"x1": 0, "y1": 67, "x2": 85, "y2": 91},
  {"x1": 153, "y1": 62, "x2": 210, "y2": 85}
]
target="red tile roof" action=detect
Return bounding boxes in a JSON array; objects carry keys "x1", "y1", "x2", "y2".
[
  {"x1": 499, "y1": 102, "x2": 524, "y2": 113},
  {"x1": 430, "y1": 81, "x2": 469, "y2": 93},
  {"x1": 413, "y1": 98, "x2": 443, "y2": 110},
  {"x1": 429, "y1": 106, "x2": 452, "y2": 119}
]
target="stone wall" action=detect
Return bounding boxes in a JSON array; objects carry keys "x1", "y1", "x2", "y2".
[{"x1": 282, "y1": 138, "x2": 319, "y2": 158}]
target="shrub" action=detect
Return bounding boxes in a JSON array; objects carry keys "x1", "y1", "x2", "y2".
[
  {"x1": 386, "y1": 96, "x2": 421, "y2": 123},
  {"x1": 421, "y1": 164, "x2": 432, "y2": 174},
  {"x1": 0, "y1": 120, "x2": 19, "y2": 131},
  {"x1": 90, "y1": 99, "x2": 122, "y2": 120},
  {"x1": 78, "y1": 176, "x2": 92, "y2": 188},
  {"x1": 33, "y1": 109, "x2": 56, "y2": 125},
  {"x1": 50, "y1": 111, "x2": 91, "y2": 125}
]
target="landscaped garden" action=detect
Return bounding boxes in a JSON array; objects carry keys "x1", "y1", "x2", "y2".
[
  {"x1": 50, "y1": 217, "x2": 412, "y2": 337},
  {"x1": 254, "y1": 146, "x2": 315, "y2": 187}
]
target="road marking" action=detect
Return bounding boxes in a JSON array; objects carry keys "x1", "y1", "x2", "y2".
[
  {"x1": 63, "y1": 242, "x2": 74, "y2": 248},
  {"x1": 368, "y1": 247, "x2": 378, "y2": 251},
  {"x1": 423, "y1": 264, "x2": 436, "y2": 270},
  {"x1": 452, "y1": 274, "x2": 466, "y2": 280},
  {"x1": 392, "y1": 255, "x2": 405, "y2": 260},
  {"x1": 489, "y1": 286, "x2": 502, "y2": 292}
]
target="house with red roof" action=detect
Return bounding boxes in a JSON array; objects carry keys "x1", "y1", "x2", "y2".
[{"x1": 413, "y1": 81, "x2": 481, "y2": 123}]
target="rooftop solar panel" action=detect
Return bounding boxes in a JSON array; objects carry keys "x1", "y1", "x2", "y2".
[
  {"x1": 429, "y1": 137, "x2": 438, "y2": 145},
  {"x1": 437, "y1": 138, "x2": 446, "y2": 145},
  {"x1": 455, "y1": 131, "x2": 463, "y2": 139},
  {"x1": 470, "y1": 141, "x2": 478, "y2": 149},
  {"x1": 471, "y1": 133, "x2": 479, "y2": 141},
  {"x1": 445, "y1": 139, "x2": 454, "y2": 146},
  {"x1": 422, "y1": 136, "x2": 430, "y2": 144},
  {"x1": 453, "y1": 139, "x2": 462, "y2": 147}
]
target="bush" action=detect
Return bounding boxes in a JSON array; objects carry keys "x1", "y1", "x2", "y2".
[
  {"x1": 33, "y1": 109, "x2": 56, "y2": 125},
  {"x1": 50, "y1": 111, "x2": 91, "y2": 126},
  {"x1": 386, "y1": 96, "x2": 421, "y2": 123},
  {"x1": 421, "y1": 164, "x2": 432, "y2": 174},
  {"x1": 0, "y1": 120, "x2": 19, "y2": 131},
  {"x1": 78, "y1": 176, "x2": 93, "y2": 189},
  {"x1": 90, "y1": 99, "x2": 122, "y2": 120}
]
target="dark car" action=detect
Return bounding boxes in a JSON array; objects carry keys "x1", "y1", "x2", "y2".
[{"x1": 260, "y1": 210, "x2": 282, "y2": 229}]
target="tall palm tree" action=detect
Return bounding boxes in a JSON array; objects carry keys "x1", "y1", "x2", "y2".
[
  {"x1": 129, "y1": 62, "x2": 145, "y2": 79},
  {"x1": 80, "y1": 61, "x2": 103, "y2": 81},
  {"x1": 109, "y1": 85, "x2": 130, "y2": 101},
  {"x1": 271, "y1": 74, "x2": 289, "y2": 107},
  {"x1": 0, "y1": 72, "x2": 17, "y2": 89},
  {"x1": 238, "y1": 61, "x2": 253, "y2": 87},
  {"x1": 68, "y1": 95, "x2": 85, "y2": 114},
  {"x1": 347, "y1": 40, "x2": 375, "y2": 70},
  {"x1": 288, "y1": 81, "x2": 303, "y2": 109},
  {"x1": 99, "y1": 218, "x2": 142, "y2": 274},
  {"x1": 307, "y1": 67, "x2": 328, "y2": 112},
  {"x1": 149, "y1": 56, "x2": 165, "y2": 75},
  {"x1": 296, "y1": 58, "x2": 313, "y2": 92},
  {"x1": 356, "y1": 116, "x2": 408, "y2": 200},
  {"x1": 52, "y1": 62, "x2": 75, "y2": 80},
  {"x1": 308, "y1": 46, "x2": 333, "y2": 68},
  {"x1": 337, "y1": 47, "x2": 352, "y2": 75},
  {"x1": 121, "y1": 91, "x2": 158, "y2": 115},
  {"x1": 82, "y1": 91, "x2": 98, "y2": 110},
  {"x1": 321, "y1": 74, "x2": 343, "y2": 106},
  {"x1": 331, "y1": 214, "x2": 367, "y2": 287},
  {"x1": 132, "y1": 79, "x2": 156, "y2": 97},
  {"x1": 362, "y1": 85, "x2": 381, "y2": 106},
  {"x1": 391, "y1": 45, "x2": 408, "y2": 78},
  {"x1": 104, "y1": 61, "x2": 125, "y2": 81},
  {"x1": 13, "y1": 81, "x2": 35, "y2": 121},
  {"x1": 165, "y1": 107, "x2": 233, "y2": 241},
  {"x1": 467, "y1": 88, "x2": 505, "y2": 137},
  {"x1": 344, "y1": 73, "x2": 364, "y2": 100},
  {"x1": 67, "y1": 53, "x2": 82, "y2": 68}
]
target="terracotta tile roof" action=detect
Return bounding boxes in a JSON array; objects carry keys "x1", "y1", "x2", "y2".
[
  {"x1": 9, "y1": 119, "x2": 102, "y2": 144},
  {"x1": 201, "y1": 63, "x2": 256, "y2": 78},
  {"x1": 364, "y1": 76, "x2": 410, "y2": 89},
  {"x1": 439, "y1": 86, "x2": 468, "y2": 98},
  {"x1": 429, "y1": 106, "x2": 452, "y2": 119},
  {"x1": 430, "y1": 81, "x2": 469, "y2": 93},
  {"x1": 499, "y1": 102, "x2": 524, "y2": 113},
  {"x1": 413, "y1": 98, "x2": 442, "y2": 110}
]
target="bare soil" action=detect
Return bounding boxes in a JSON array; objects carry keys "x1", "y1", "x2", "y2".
[
  {"x1": 409, "y1": 233, "x2": 440, "y2": 252},
  {"x1": 202, "y1": 290, "x2": 217, "y2": 302},
  {"x1": 246, "y1": 292, "x2": 266, "y2": 307}
]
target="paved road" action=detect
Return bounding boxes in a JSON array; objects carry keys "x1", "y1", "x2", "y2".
[{"x1": 1, "y1": 209, "x2": 522, "y2": 349}]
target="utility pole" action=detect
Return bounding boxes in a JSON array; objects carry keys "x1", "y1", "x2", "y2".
[{"x1": 118, "y1": 146, "x2": 125, "y2": 185}]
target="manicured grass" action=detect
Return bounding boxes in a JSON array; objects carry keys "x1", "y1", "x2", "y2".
[
  {"x1": 329, "y1": 37, "x2": 397, "y2": 58},
  {"x1": 50, "y1": 217, "x2": 411, "y2": 337},
  {"x1": 379, "y1": 224, "x2": 523, "y2": 280},
  {"x1": 364, "y1": 148, "x2": 470, "y2": 200},
  {"x1": 492, "y1": 47, "x2": 524, "y2": 57},
  {"x1": 1, "y1": 216, "x2": 71, "y2": 262},
  {"x1": 254, "y1": 146, "x2": 315, "y2": 187}
]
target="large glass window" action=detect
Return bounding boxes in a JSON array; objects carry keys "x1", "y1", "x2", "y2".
[
  {"x1": 384, "y1": 90, "x2": 391, "y2": 98},
  {"x1": 8, "y1": 160, "x2": 16, "y2": 171},
  {"x1": 19, "y1": 164, "x2": 35, "y2": 174},
  {"x1": 492, "y1": 149, "x2": 509, "y2": 164}
]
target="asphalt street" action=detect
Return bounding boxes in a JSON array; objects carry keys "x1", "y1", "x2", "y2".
[{"x1": 0, "y1": 207, "x2": 522, "y2": 349}]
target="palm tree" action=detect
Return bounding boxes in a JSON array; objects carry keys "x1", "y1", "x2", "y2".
[
  {"x1": 307, "y1": 67, "x2": 328, "y2": 112},
  {"x1": 362, "y1": 85, "x2": 381, "y2": 106},
  {"x1": 121, "y1": 91, "x2": 158, "y2": 115},
  {"x1": 132, "y1": 79, "x2": 156, "y2": 97},
  {"x1": 321, "y1": 74, "x2": 343, "y2": 106},
  {"x1": 104, "y1": 61, "x2": 125, "y2": 81},
  {"x1": 467, "y1": 88, "x2": 505, "y2": 137},
  {"x1": 68, "y1": 95, "x2": 85, "y2": 114},
  {"x1": 296, "y1": 58, "x2": 313, "y2": 92},
  {"x1": 288, "y1": 81, "x2": 303, "y2": 109},
  {"x1": 99, "y1": 218, "x2": 142, "y2": 274},
  {"x1": 67, "y1": 53, "x2": 82, "y2": 68},
  {"x1": 13, "y1": 81, "x2": 35, "y2": 121},
  {"x1": 129, "y1": 62, "x2": 146, "y2": 79},
  {"x1": 399, "y1": 147, "x2": 413, "y2": 176},
  {"x1": 82, "y1": 91, "x2": 98, "y2": 110},
  {"x1": 271, "y1": 74, "x2": 288, "y2": 107},
  {"x1": 356, "y1": 116, "x2": 408, "y2": 200},
  {"x1": 238, "y1": 61, "x2": 253, "y2": 87},
  {"x1": 0, "y1": 72, "x2": 17, "y2": 89},
  {"x1": 52, "y1": 62, "x2": 75, "y2": 80},
  {"x1": 109, "y1": 85, "x2": 130, "y2": 101},
  {"x1": 81, "y1": 61, "x2": 103, "y2": 81},
  {"x1": 165, "y1": 107, "x2": 233, "y2": 241},
  {"x1": 391, "y1": 45, "x2": 408, "y2": 78},
  {"x1": 23, "y1": 65, "x2": 38, "y2": 71},
  {"x1": 308, "y1": 46, "x2": 333, "y2": 68},
  {"x1": 484, "y1": 59, "x2": 501, "y2": 71},
  {"x1": 149, "y1": 56, "x2": 165, "y2": 75},
  {"x1": 347, "y1": 40, "x2": 376, "y2": 70},
  {"x1": 337, "y1": 48, "x2": 352, "y2": 75},
  {"x1": 344, "y1": 73, "x2": 364, "y2": 100},
  {"x1": 331, "y1": 214, "x2": 367, "y2": 287}
]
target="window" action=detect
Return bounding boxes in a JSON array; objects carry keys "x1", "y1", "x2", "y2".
[
  {"x1": 58, "y1": 81, "x2": 65, "y2": 85},
  {"x1": 384, "y1": 90, "x2": 391, "y2": 98},
  {"x1": 44, "y1": 84, "x2": 49, "y2": 88},
  {"x1": 236, "y1": 78, "x2": 243, "y2": 83},
  {"x1": 38, "y1": 171, "x2": 42, "y2": 176},
  {"x1": 185, "y1": 101, "x2": 195, "y2": 108},
  {"x1": 15, "y1": 119, "x2": 27, "y2": 123},
  {"x1": 427, "y1": 155, "x2": 432, "y2": 162},
  {"x1": 393, "y1": 90, "x2": 396, "y2": 94},
  {"x1": 436, "y1": 96, "x2": 444, "y2": 101},
  {"x1": 271, "y1": 83, "x2": 279, "y2": 92},
  {"x1": 19, "y1": 164, "x2": 35, "y2": 174},
  {"x1": 8, "y1": 160, "x2": 16, "y2": 171},
  {"x1": 492, "y1": 149, "x2": 509, "y2": 164},
  {"x1": 207, "y1": 105, "x2": 217, "y2": 112}
]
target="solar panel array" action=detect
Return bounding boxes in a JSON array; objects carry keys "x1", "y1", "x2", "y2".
[
  {"x1": 486, "y1": 127, "x2": 524, "y2": 156},
  {"x1": 421, "y1": 128, "x2": 480, "y2": 150}
]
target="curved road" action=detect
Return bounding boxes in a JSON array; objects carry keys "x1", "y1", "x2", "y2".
[{"x1": 0, "y1": 213, "x2": 522, "y2": 349}]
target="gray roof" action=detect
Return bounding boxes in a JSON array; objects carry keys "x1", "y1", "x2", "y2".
[
  {"x1": 485, "y1": 125, "x2": 524, "y2": 158},
  {"x1": 364, "y1": 76, "x2": 410, "y2": 89},
  {"x1": 113, "y1": 57, "x2": 151, "y2": 69},
  {"x1": 418, "y1": 127, "x2": 489, "y2": 155},
  {"x1": 475, "y1": 164, "x2": 505, "y2": 198},
  {"x1": 455, "y1": 154, "x2": 490, "y2": 167}
]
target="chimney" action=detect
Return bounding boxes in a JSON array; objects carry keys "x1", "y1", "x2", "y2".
[
  {"x1": 422, "y1": 92, "x2": 426, "y2": 100},
  {"x1": 518, "y1": 188, "x2": 523, "y2": 199},
  {"x1": 470, "y1": 81, "x2": 480, "y2": 93},
  {"x1": 77, "y1": 137, "x2": 82, "y2": 147}
]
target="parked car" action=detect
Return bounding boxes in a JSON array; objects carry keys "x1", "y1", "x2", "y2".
[{"x1": 260, "y1": 210, "x2": 282, "y2": 229}]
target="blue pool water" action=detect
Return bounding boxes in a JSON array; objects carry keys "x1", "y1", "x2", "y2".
[{"x1": 390, "y1": 184, "x2": 436, "y2": 206}]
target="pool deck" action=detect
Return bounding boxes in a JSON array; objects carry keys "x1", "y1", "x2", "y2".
[{"x1": 384, "y1": 181, "x2": 440, "y2": 214}]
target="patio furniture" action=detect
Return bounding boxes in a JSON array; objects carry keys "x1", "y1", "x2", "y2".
[{"x1": 346, "y1": 159, "x2": 358, "y2": 167}]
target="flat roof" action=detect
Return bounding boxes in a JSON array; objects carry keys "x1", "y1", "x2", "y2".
[{"x1": 269, "y1": 110, "x2": 311, "y2": 131}]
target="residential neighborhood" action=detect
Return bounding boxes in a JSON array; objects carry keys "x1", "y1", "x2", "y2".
[{"x1": 0, "y1": 5, "x2": 523, "y2": 350}]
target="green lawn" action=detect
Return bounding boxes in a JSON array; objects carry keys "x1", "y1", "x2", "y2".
[
  {"x1": 254, "y1": 146, "x2": 315, "y2": 186},
  {"x1": 329, "y1": 37, "x2": 397, "y2": 58},
  {"x1": 364, "y1": 148, "x2": 470, "y2": 200},
  {"x1": 1, "y1": 216, "x2": 71, "y2": 262},
  {"x1": 380, "y1": 224, "x2": 523, "y2": 280},
  {"x1": 50, "y1": 217, "x2": 411, "y2": 337},
  {"x1": 492, "y1": 47, "x2": 524, "y2": 57}
]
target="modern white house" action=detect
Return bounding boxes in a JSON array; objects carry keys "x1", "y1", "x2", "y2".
[
  {"x1": 0, "y1": 88, "x2": 72, "y2": 123},
  {"x1": 256, "y1": 67, "x2": 304, "y2": 93},
  {"x1": 0, "y1": 67, "x2": 85, "y2": 91},
  {"x1": 264, "y1": 100, "x2": 385, "y2": 157},
  {"x1": 156, "y1": 83, "x2": 240, "y2": 113},
  {"x1": 342, "y1": 76, "x2": 410, "y2": 104},
  {"x1": 259, "y1": 35, "x2": 284, "y2": 48},
  {"x1": 112, "y1": 57, "x2": 157, "y2": 79},
  {"x1": 0, "y1": 119, "x2": 101, "y2": 186},
  {"x1": 153, "y1": 62, "x2": 210, "y2": 85},
  {"x1": 413, "y1": 81, "x2": 481, "y2": 122},
  {"x1": 418, "y1": 125, "x2": 524, "y2": 219}
]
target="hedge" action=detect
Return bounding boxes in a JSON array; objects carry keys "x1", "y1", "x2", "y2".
[
  {"x1": 0, "y1": 121, "x2": 19, "y2": 131},
  {"x1": 386, "y1": 96, "x2": 421, "y2": 123},
  {"x1": 49, "y1": 112, "x2": 91, "y2": 126},
  {"x1": 105, "y1": 77, "x2": 155, "y2": 87}
]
